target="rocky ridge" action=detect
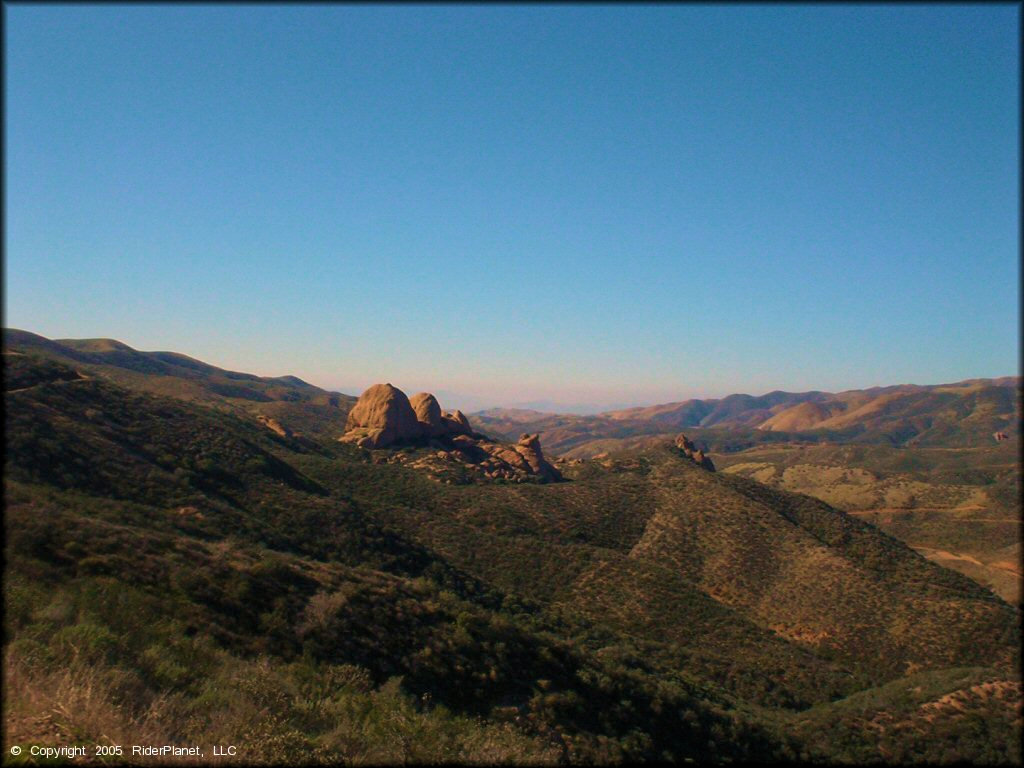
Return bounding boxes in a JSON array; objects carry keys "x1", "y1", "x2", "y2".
[
  {"x1": 674, "y1": 433, "x2": 716, "y2": 471},
  {"x1": 340, "y1": 383, "x2": 562, "y2": 483}
]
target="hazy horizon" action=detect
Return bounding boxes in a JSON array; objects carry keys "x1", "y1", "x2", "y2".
[
  {"x1": 6, "y1": 6, "x2": 1019, "y2": 404},
  {"x1": 6, "y1": 325, "x2": 1017, "y2": 415}
]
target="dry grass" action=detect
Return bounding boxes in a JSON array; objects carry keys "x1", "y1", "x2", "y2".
[
  {"x1": 3, "y1": 647, "x2": 560, "y2": 766},
  {"x1": 3, "y1": 647, "x2": 199, "y2": 764}
]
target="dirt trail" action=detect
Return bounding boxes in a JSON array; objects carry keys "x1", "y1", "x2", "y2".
[
  {"x1": 850, "y1": 508, "x2": 1020, "y2": 523},
  {"x1": 912, "y1": 547, "x2": 985, "y2": 567},
  {"x1": 5, "y1": 375, "x2": 90, "y2": 395}
]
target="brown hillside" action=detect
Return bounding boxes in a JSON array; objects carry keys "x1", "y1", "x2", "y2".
[{"x1": 760, "y1": 401, "x2": 838, "y2": 431}]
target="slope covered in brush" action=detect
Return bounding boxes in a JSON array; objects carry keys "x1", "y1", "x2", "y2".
[
  {"x1": 4, "y1": 329, "x2": 356, "y2": 440},
  {"x1": 4, "y1": 346, "x2": 1020, "y2": 764}
]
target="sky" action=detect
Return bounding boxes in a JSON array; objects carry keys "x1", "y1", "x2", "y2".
[{"x1": 5, "y1": 5, "x2": 1020, "y2": 411}]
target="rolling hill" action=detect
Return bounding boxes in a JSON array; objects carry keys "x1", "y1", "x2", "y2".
[
  {"x1": 474, "y1": 378, "x2": 1020, "y2": 454},
  {"x1": 4, "y1": 328, "x2": 356, "y2": 440},
  {"x1": 715, "y1": 441, "x2": 1022, "y2": 604},
  {"x1": 3, "y1": 332, "x2": 1021, "y2": 764}
]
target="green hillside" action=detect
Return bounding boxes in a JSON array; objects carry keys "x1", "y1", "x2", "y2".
[
  {"x1": 4, "y1": 342, "x2": 1021, "y2": 764},
  {"x1": 715, "y1": 441, "x2": 1022, "y2": 604}
]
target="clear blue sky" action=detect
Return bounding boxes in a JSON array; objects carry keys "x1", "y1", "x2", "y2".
[{"x1": 5, "y1": 5, "x2": 1019, "y2": 409}]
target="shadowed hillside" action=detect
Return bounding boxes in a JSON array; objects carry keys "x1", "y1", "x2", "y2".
[{"x1": 4, "y1": 336, "x2": 1021, "y2": 764}]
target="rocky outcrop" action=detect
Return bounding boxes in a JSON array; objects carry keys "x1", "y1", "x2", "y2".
[
  {"x1": 339, "y1": 383, "x2": 562, "y2": 482},
  {"x1": 674, "y1": 433, "x2": 715, "y2": 471},
  {"x1": 442, "y1": 409, "x2": 473, "y2": 436},
  {"x1": 479, "y1": 441, "x2": 534, "y2": 473},
  {"x1": 340, "y1": 383, "x2": 423, "y2": 449},
  {"x1": 410, "y1": 392, "x2": 446, "y2": 437},
  {"x1": 511, "y1": 433, "x2": 562, "y2": 482}
]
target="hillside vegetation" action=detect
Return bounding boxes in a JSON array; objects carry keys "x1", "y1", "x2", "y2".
[
  {"x1": 4, "y1": 329, "x2": 356, "y2": 441},
  {"x1": 472, "y1": 379, "x2": 1021, "y2": 607},
  {"x1": 715, "y1": 442, "x2": 1021, "y2": 604},
  {"x1": 3, "y1": 333, "x2": 1021, "y2": 764}
]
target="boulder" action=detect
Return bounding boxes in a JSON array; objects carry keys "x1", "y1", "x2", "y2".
[
  {"x1": 410, "y1": 392, "x2": 446, "y2": 437},
  {"x1": 479, "y1": 440, "x2": 533, "y2": 474},
  {"x1": 341, "y1": 383, "x2": 422, "y2": 448},
  {"x1": 693, "y1": 449, "x2": 715, "y2": 471},
  {"x1": 675, "y1": 433, "x2": 697, "y2": 453},
  {"x1": 354, "y1": 429, "x2": 386, "y2": 449},
  {"x1": 442, "y1": 409, "x2": 473, "y2": 435},
  {"x1": 450, "y1": 434, "x2": 488, "y2": 463},
  {"x1": 674, "y1": 433, "x2": 715, "y2": 471},
  {"x1": 512, "y1": 433, "x2": 562, "y2": 482}
]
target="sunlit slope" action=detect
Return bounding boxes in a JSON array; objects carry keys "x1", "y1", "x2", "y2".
[
  {"x1": 759, "y1": 401, "x2": 839, "y2": 431},
  {"x1": 763, "y1": 385, "x2": 1020, "y2": 444},
  {"x1": 4, "y1": 329, "x2": 356, "y2": 439},
  {"x1": 717, "y1": 441, "x2": 1021, "y2": 603},
  {"x1": 475, "y1": 379, "x2": 1020, "y2": 453}
]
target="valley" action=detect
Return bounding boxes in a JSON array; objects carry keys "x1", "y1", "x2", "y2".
[
  {"x1": 3, "y1": 330, "x2": 1021, "y2": 764},
  {"x1": 8, "y1": 6, "x2": 1017, "y2": 765},
  {"x1": 473, "y1": 391, "x2": 1021, "y2": 606}
]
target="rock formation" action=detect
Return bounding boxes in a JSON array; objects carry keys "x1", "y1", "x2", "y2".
[
  {"x1": 441, "y1": 409, "x2": 473, "y2": 436},
  {"x1": 674, "y1": 433, "x2": 716, "y2": 471},
  {"x1": 410, "y1": 392, "x2": 446, "y2": 437},
  {"x1": 339, "y1": 383, "x2": 562, "y2": 482},
  {"x1": 341, "y1": 383, "x2": 423, "y2": 449},
  {"x1": 511, "y1": 433, "x2": 561, "y2": 482}
]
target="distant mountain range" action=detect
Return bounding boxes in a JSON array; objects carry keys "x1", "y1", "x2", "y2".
[
  {"x1": 499, "y1": 399, "x2": 639, "y2": 415},
  {"x1": 474, "y1": 378, "x2": 1020, "y2": 456},
  {"x1": 6, "y1": 329, "x2": 1018, "y2": 457}
]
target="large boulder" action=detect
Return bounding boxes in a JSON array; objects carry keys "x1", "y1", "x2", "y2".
[
  {"x1": 410, "y1": 392, "x2": 446, "y2": 437},
  {"x1": 479, "y1": 440, "x2": 534, "y2": 474},
  {"x1": 692, "y1": 449, "x2": 715, "y2": 472},
  {"x1": 341, "y1": 383, "x2": 422, "y2": 448},
  {"x1": 512, "y1": 433, "x2": 562, "y2": 482},
  {"x1": 338, "y1": 385, "x2": 562, "y2": 482},
  {"x1": 441, "y1": 409, "x2": 473, "y2": 436},
  {"x1": 675, "y1": 433, "x2": 697, "y2": 453}
]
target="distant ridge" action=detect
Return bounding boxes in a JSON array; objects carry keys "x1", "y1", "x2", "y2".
[
  {"x1": 4, "y1": 328, "x2": 346, "y2": 401},
  {"x1": 3, "y1": 328, "x2": 358, "y2": 440},
  {"x1": 474, "y1": 378, "x2": 1020, "y2": 455},
  {"x1": 6, "y1": 328, "x2": 1018, "y2": 453}
]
